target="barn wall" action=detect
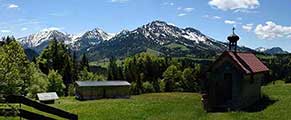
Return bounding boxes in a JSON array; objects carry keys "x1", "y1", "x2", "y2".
[
  {"x1": 75, "y1": 85, "x2": 130, "y2": 100},
  {"x1": 105, "y1": 86, "x2": 130, "y2": 98},
  {"x1": 76, "y1": 86, "x2": 104, "y2": 100}
]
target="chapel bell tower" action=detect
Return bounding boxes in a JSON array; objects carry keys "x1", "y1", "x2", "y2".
[{"x1": 227, "y1": 27, "x2": 240, "y2": 52}]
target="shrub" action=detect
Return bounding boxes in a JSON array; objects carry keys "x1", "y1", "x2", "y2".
[
  {"x1": 142, "y1": 81, "x2": 154, "y2": 93},
  {"x1": 163, "y1": 65, "x2": 183, "y2": 92},
  {"x1": 78, "y1": 68, "x2": 105, "y2": 81},
  {"x1": 68, "y1": 84, "x2": 75, "y2": 96},
  {"x1": 182, "y1": 68, "x2": 200, "y2": 92},
  {"x1": 47, "y1": 70, "x2": 66, "y2": 96},
  {"x1": 27, "y1": 69, "x2": 49, "y2": 98},
  {"x1": 159, "y1": 79, "x2": 166, "y2": 92}
]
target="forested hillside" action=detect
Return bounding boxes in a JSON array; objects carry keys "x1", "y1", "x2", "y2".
[{"x1": 0, "y1": 36, "x2": 290, "y2": 98}]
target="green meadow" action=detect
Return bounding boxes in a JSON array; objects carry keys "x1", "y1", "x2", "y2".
[{"x1": 1, "y1": 81, "x2": 291, "y2": 120}]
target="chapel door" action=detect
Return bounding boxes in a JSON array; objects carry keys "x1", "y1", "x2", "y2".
[
  {"x1": 215, "y1": 73, "x2": 232, "y2": 105},
  {"x1": 223, "y1": 73, "x2": 232, "y2": 101}
]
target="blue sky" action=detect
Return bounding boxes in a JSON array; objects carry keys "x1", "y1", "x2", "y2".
[{"x1": 0, "y1": 0, "x2": 291, "y2": 51}]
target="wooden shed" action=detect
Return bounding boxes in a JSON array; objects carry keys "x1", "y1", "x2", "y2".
[
  {"x1": 75, "y1": 81, "x2": 131, "y2": 100},
  {"x1": 37, "y1": 92, "x2": 59, "y2": 104}
]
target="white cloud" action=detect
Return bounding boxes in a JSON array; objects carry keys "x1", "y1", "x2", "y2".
[
  {"x1": 234, "y1": 9, "x2": 258, "y2": 13},
  {"x1": 177, "y1": 7, "x2": 194, "y2": 12},
  {"x1": 177, "y1": 7, "x2": 194, "y2": 17},
  {"x1": 213, "y1": 16, "x2": 222, "y2": 19},
  {"x1": 203, "y1": 15, "x2": 222, "y2": 20},
  {"x1": 162, "y1": 2, "x2": 175, "y2": 6},
  {"x1": 42, "y1": 27, "x2": 63, "y2": 32},
  {"x1": 224, "y1": 20, "x2": 236, "y2": 24},
  {"x1": 21, "y1": 27, "x2": 28, "y2": 31},
  {"x1": 1, "y1": 30, "x2": 11, "y2": 33},
  {"x1": 183, "y1": 8, "x2": 194, "y2": 12},
  {"x1": 8, "y1": 4, "x2": 19, "y2": 8},
  {"x1": 242, "y1": 24, "x2": 253, "y2": 32},
  {"x1": 178, "y1": 13, "x2": 187, "y2": 17},
  {"x1": 255, "y1": 21, "x2": 291, "y2": 40},
  {"x1": 208, "y1": 0, "x2": 259, "y2": 11},
  {"x1": 111, "y1": 0, "x2": 129, "y2": 3}
]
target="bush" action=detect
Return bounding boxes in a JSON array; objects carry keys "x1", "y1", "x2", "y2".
[
  {"x1": 26, "y1": 63, "x2": 49, "y2": 98},
  {"x1": 182, "y1": 68, "x2": 200, "y2": 92},
  {"x1": 78, "y1": 68, "x2": 105, "y2": 81},
  {"x1": 159, "y1": 79, "x2": 166, "y2": 92},
  {"x1": 47, "y1": 70, "x2": 66, "y2": 96},
  {"x1": 130, "y1": 82, "x2": 136, "y2": 94},
  {"x1": 142, "y1": 81, "x2": 154, "y2": 93},
  {"x1": 67, "y1": 84, "x2": 75, "y2": 96},
  {"x1": 163, "y1": 65, "x2": 183, "y2": 92}
]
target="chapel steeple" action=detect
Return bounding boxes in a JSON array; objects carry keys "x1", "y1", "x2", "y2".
[{"x1": 227, "y1": 27, "x2": 240, "y2": 52}]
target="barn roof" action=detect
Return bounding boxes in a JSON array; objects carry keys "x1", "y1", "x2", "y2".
[
  {"x1": 75, "y1": 81, "x2": 131, "y2": 87},
  {"x1": 37, "y1": 92, "x2": 59, "y2": 101},
  {"x1": 210, "y1": 51, "x2": 269, "y2": 74}
]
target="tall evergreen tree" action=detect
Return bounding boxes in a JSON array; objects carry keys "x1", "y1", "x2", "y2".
[
  {"x1": 80, "y1": 53, "x2": 90, "y2": 72},
  {"x1": 107, "y1": 57, "x2": 118, "y2": 80},
  {"x1": 37, "y1": 38, "x2": 74, "y2": 95},
  {"x1": 72, "y1": 51, "x2": 79, "y2": 82}
]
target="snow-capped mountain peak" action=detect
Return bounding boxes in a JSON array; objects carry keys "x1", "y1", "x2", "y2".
[
  {"x1": 255, "y1": 47, "x2": 267, "y2": 52},
  {"x1": 18, "y1": 27, "x2": 117, "y2": 52},
  {"x1": 256, "y1": 47, "x2": 289, "y2": 54},
  {"x1": 18, "y1": 20, "x2": 234, "y2": 57},
  {"x1": 130, "y1": 20, "x2": 209, "y2": 45},
  {"x1": 81, "y1": 28, "x2": 113, "y2": 41},
  {"x1": 19, "y1": 30, "x2": 71, "y2": 51}
]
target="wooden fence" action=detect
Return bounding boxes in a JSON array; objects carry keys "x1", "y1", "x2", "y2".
[{"x1": 1, "y1": 95, "x2": 78, "y2": 120}]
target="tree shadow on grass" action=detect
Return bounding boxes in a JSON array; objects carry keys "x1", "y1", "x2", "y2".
[{"x1": 241, "y1": 94, "x2": 277, "y2": 112}]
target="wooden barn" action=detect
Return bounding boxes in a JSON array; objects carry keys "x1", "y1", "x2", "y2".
[
  {"x1": 75, "y1": 81, "x2": 131, "y2": 100},
  {"x1": 203, "y1": 28, "x2": 269, "y2": 111}
]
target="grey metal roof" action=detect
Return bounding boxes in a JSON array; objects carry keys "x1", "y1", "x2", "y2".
[
  {"x1": 75, "y1": 81, "x2": 131, "y2": 87},
  {"x1": 37, "y1": 92, "x2": 59, "y2": 101}
]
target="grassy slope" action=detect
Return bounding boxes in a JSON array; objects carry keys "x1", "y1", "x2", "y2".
[{"x1": 2, "y1": 82, "x2": 291, "y2": 120}]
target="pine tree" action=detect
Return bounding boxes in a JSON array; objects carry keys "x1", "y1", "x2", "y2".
[
  {"x1": 80, "y1": 53, "x2": 90, "y2": 72},
  {"x1": 37, "y1": 38, "x2": 74, "y2": 95},
  {"x1": 107, "y1": 57, "x2": 118, "y2": 80},
  {"x1": 52, "y1": 38, "x2": 60, "y2": 70},
  {"x1": 72, "y1": 51, "x2": 79, "y2": 82}
]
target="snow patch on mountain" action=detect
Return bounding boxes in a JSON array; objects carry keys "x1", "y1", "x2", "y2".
[
  {"x1": 18, "y1": 27, "x2": 116, "y2": 52},
  {"x1": 256, "y1": 47, "x2": 288, "y2": 54},
  {"x1": 19, "y1": 30, "x2": 71, "y2": 48},
  {"x1": 255, "y1": 47, "x2": 267, "y2": 52}
]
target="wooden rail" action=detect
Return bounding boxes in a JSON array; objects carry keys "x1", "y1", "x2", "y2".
[
  {"x1": 2, "y1": 95, "x2": 78, "y2": 120},
  {"x1": 0, "y1": 108, "x2": 56, "y2": 120}
]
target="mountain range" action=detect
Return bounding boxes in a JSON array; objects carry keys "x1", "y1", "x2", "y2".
[
  {"x1": 255, "y1": 47, "x2": 289, "y2": 55},
  {"x1": 18, "y1": 20, "x2": 286, "y2": 61}
]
